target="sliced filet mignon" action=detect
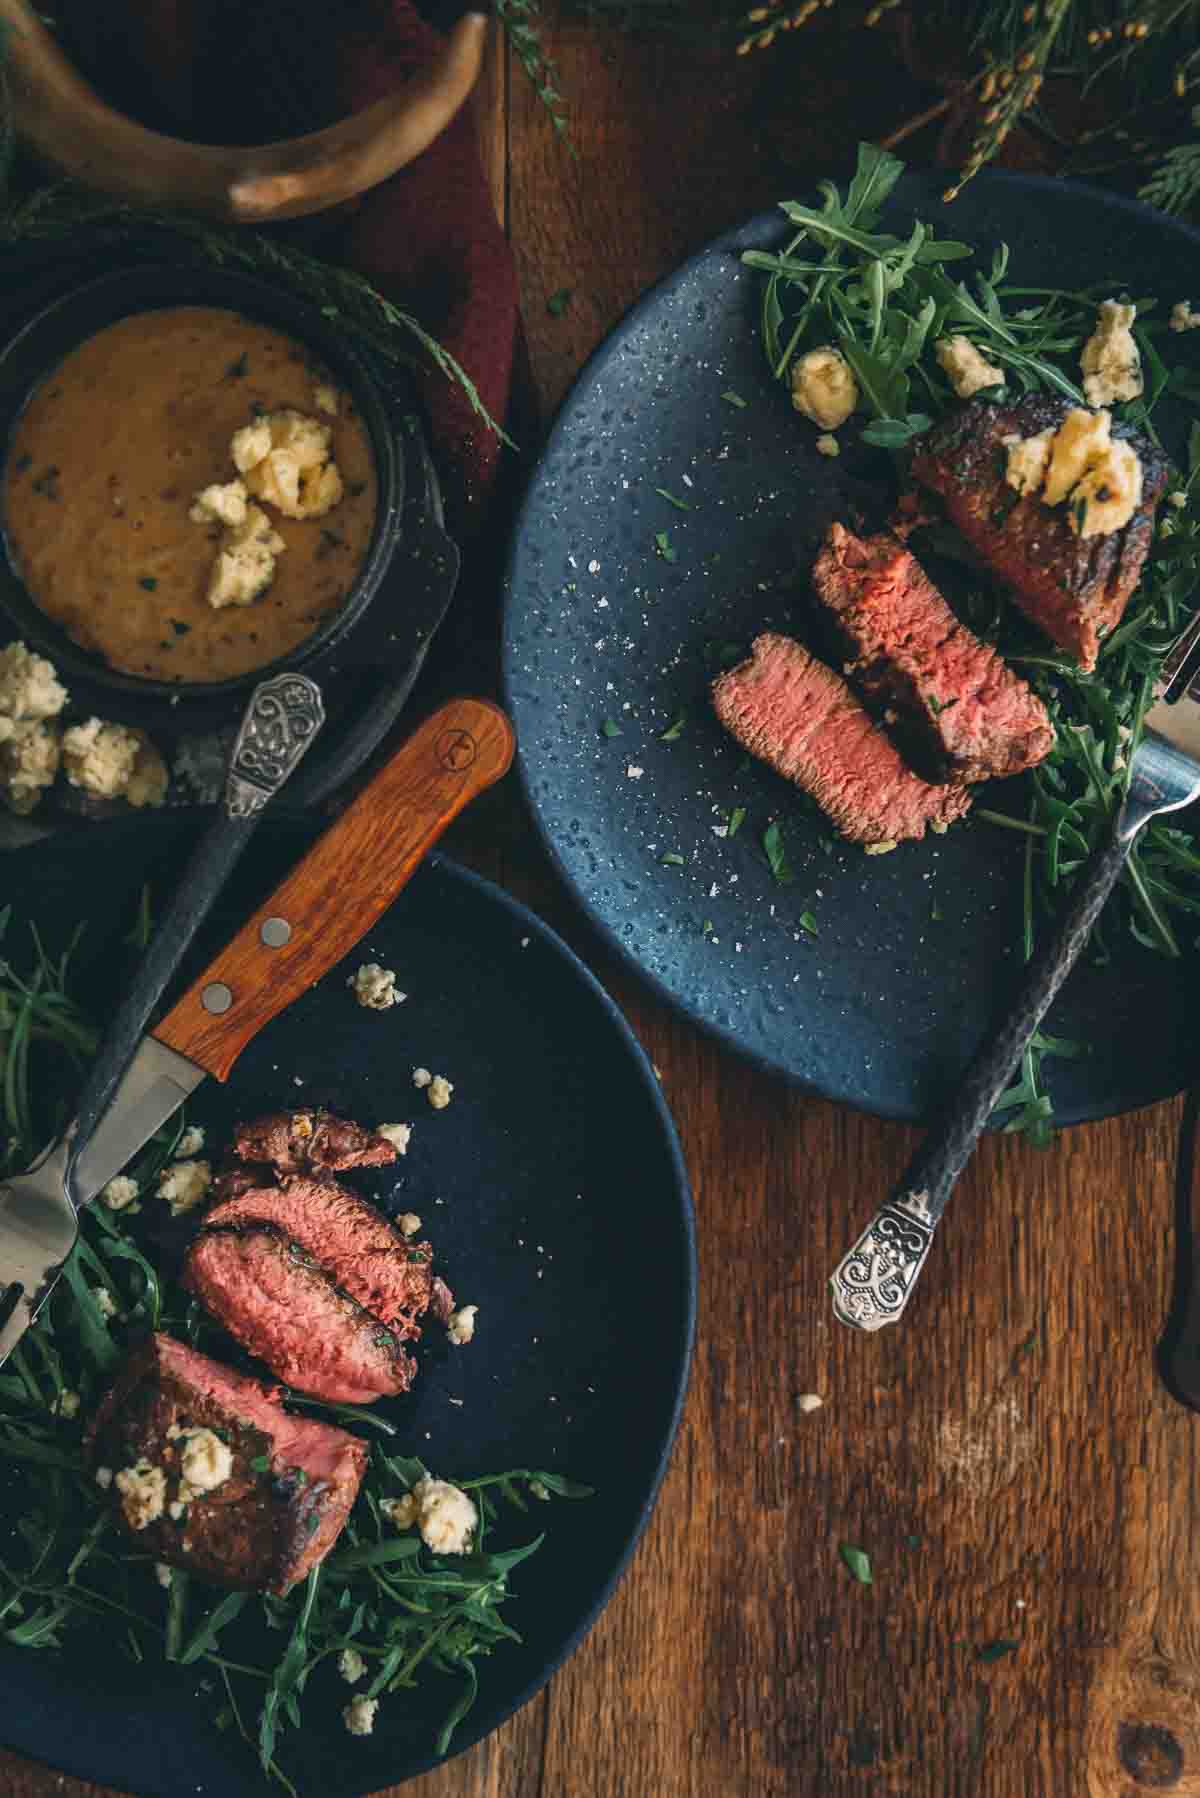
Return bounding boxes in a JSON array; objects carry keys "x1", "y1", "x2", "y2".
[
  {"x1": 84, "y1": 1333, "x2": 366, "y2": 1594},
  {"x1": 183, "y1": 1228, "x2": 416, "y2": 1403},
  {"x1": 712, "y1": 632, "x2": 971, "y2": 847},
  {"x1": 910, "y1": 396, "x2": 1168, "y2": 671},
  {"x1": 231, "y1": 1109, "x2": 398, "y2": 1177},
  {"x1": 202, "y1": 1175, "x2": 434, "y2": 1340},
  {"x1": 812, "y1": 523, "x2": 1055, "y2": 783}
]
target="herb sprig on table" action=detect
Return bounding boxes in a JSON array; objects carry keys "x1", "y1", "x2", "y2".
[
  {"x1": 0, "y1": 912, "x2": 590, "y2": 1791},
  {"x1": 743, "y1": 143, "x2": 1200, "y2": 1141}
]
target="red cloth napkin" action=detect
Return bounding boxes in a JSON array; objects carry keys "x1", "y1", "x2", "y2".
[{"x1": 61, "y1": 0, "x2": 518, "y2": 538}]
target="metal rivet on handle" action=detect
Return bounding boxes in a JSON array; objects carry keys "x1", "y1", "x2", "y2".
[
  {"x1": 202, "y1": 982, "x2": 233, "y2": 1015},
  {"x1": 260, "y1": 917, "x2": 292, "y2": 947}
]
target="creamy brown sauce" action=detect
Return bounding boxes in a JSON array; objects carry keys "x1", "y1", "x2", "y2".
[{"x1": 3, "y1": 307, "x2": 377, "y2": 683}]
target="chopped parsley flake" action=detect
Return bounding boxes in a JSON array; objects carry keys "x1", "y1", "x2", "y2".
[
  {"x1": 654, "y1": 487, "x2": 691, "y2": 512},
  {"x1": 654, "y1": 530, "x2": 678, "y2": 563}
]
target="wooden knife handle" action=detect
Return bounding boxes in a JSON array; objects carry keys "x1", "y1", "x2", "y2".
[{"x1": 152, "y1": 697, "x2": 514, "y2": 1082}]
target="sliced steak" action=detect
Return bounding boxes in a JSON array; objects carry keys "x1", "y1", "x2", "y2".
[
  {"x1": 183, "y1": 1228, "x2": 416, "y2": 1403},
  {"x1": 203, "y1": 1175, "x2": 434, "y2": 1340},
  {"x1": 713, "y1": 632, "x2": 971, "y2": 847},
  {"x1": 812, "y1": 522, "x2": 1054, "y2": 783},
  {"x1": 84, "y1": 1333, "x2": 366, "y2": 1594},
  {"x1": 231, "y1": 1109, "x2": 398, "y2": 1177},
  {"x1": 910, "y1": 395, "x2": 1168, "y2": 671}
]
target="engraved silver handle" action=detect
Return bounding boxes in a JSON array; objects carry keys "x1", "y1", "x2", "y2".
[
  {"x1": 830, "y1": 1192, "x2": 937, "y2": 1330},
  {"x1": 225, "y1": 672, "x2": 326, "y2": 818}
]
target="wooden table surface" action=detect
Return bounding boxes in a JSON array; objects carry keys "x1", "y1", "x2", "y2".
[{"x1": 6, "y1": 10, "x2": 1200, "y2": 1798}]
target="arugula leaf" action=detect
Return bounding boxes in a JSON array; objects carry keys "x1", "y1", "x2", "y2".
[
  {"x1": 843, "y1": 142, "x2": 905, "y2": 230},
  {"x1": 838, "y1": 338, "x2": 909, "y2": 420},
  {"x1": 860, "y1": 413, "x2": 931, "y2": 448}
]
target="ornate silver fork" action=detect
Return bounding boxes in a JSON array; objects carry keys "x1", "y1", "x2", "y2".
[{"x1": 831, "y1": 606, "x2": 1200, "y2": 1331}]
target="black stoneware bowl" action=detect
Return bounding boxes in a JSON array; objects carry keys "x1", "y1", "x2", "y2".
[{"x1": 0, "y1": 264, "x2": 405, "y2": 727}]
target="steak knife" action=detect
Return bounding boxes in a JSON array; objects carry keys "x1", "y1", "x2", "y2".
[{"x1": 0, "y1": 696, "x2": 515, "y2": 1367}]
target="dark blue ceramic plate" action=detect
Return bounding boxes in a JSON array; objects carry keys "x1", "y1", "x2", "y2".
[
  {"x1": 503, "y1": 169, "x2": 1200, "y2": 1125},
  {"x1": 0, "y1": 816, "x2": 694, "y2": 1797}
]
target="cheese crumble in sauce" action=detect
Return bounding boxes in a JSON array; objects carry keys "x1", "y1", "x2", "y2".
[{"x1": 3, "y1": 307, "x2": 377, "y2": 683}]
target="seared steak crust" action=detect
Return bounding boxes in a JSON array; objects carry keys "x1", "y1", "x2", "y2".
[
  {"x1": 910, "y1": 395, "x2": 1168, "y2": 671},
  {"x1": 713, "y1": 632, "x2": 971, "y2": 845},
  {"x1": 183, "y1": 1228, "x2": 417, "y2": 1403},
  {"x1": 232, "y1": 1110, "x2": 398, "y2": 1177},
  {"x1": 85, "y1": 1334, "x2": 366, "y2": 1594},
  {"x1": 812, "y1": 523, "x2": 1054, "y2": 783},
  {"x1": 203, "y1": 1175, "x2": 434, "y2": 1339}
]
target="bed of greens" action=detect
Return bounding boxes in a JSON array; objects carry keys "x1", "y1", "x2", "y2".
[
  {"x1": 0, "y1": 909, "x2": 590, "y2": 1795},
  {"x1": 743, "y1": 143, "x2": 1200, "y2": 1143}
]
